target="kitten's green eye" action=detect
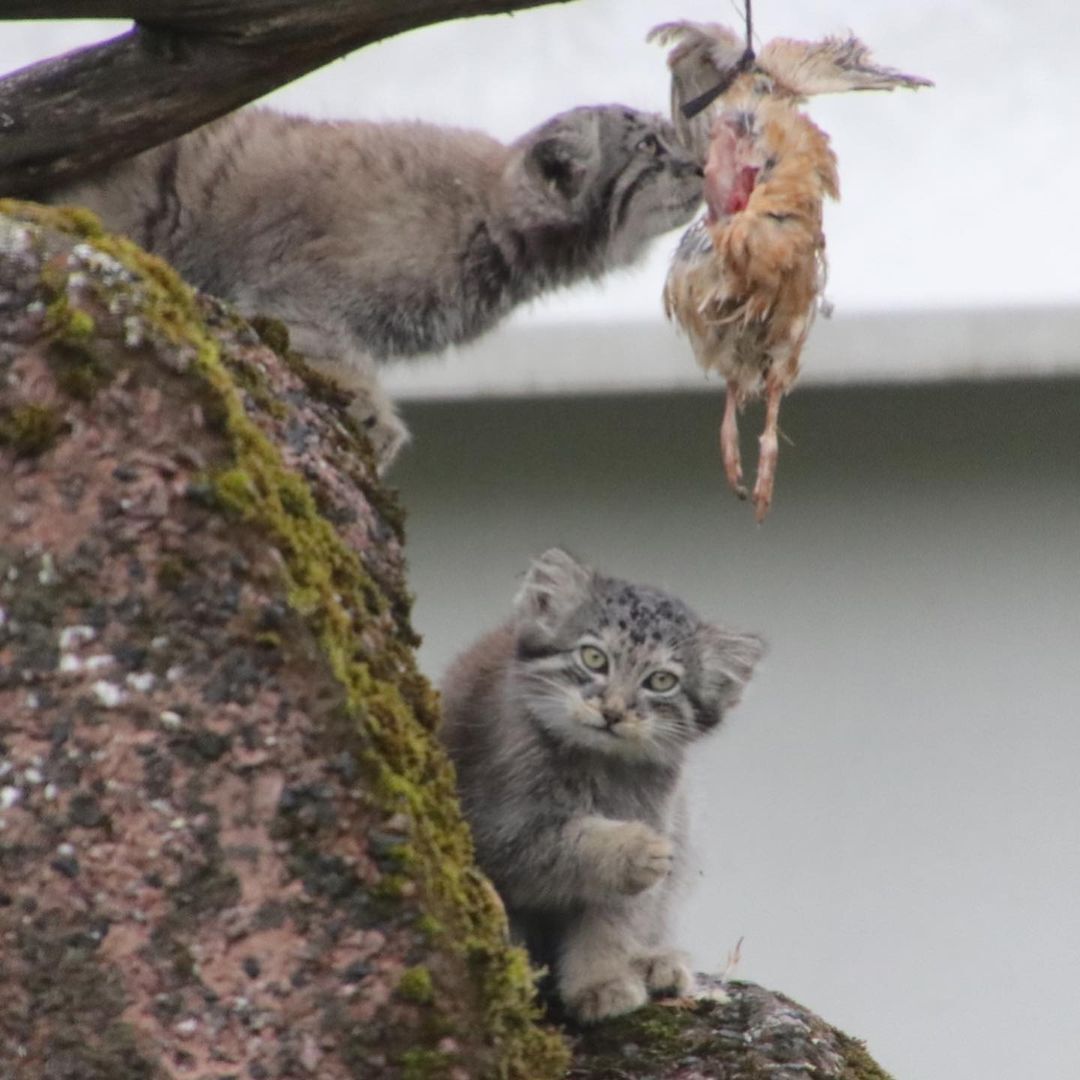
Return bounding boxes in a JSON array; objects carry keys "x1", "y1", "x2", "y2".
[
  {"x1": 644, "y1": 670, "x2": 679, "y2": 693},
  {"x1": 579, "y1": 645, "x2": 609, "y2": 673}
]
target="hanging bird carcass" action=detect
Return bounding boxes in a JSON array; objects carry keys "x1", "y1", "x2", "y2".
[{"x1": 652, "y1": 22, "x2": 932, "y2": 521}]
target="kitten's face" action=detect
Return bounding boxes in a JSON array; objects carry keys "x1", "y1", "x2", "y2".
[
  {"x1": 520, "y1": 106, "x2": 704, "y2": 267},
  {"x1": 511, "y1": 549, "x2": 763, "y2": 766}
]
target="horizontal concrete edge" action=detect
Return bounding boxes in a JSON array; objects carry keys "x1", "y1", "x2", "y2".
[{"x1": 382, "y1": 305, "x2": 1080, "y2": 401}]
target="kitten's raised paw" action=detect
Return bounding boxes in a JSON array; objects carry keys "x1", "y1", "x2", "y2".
[
  {"x1": 613, "y1": 822, "x2": 673, "y2": 895},
  {"x1": 634, "y1": 950, "x2": 693, "y2": 997},
  {"x1": 567, "y1": 974, "x2": 648, "y2": 1023}
]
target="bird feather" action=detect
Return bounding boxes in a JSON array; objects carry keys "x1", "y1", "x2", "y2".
[{"x1": 653, "y1": 20, "x2": 931, "y2": 521}]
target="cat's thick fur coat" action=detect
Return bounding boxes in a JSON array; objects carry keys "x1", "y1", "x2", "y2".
[
  {"x1": 51, "y1": 105, "x2": 702, "y2": 466},
  {"x1": 440, "y1": 549, "x2": 764, "y2": 1021}
]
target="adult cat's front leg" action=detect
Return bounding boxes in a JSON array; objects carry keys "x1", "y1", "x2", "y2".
[{"x1": 294, "y1": 346, "x2": 410, "y2": 474}]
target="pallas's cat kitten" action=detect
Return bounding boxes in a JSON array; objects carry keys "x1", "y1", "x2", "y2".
[
  {"x1": 51, "y1": 105, "x2": 702, "y2": 468},
  {"x1": 440, "y1": 548, "x2": 764, "y2": 1022}
]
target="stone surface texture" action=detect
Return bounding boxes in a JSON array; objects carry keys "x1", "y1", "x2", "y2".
[{"x1": 0, "y1": 203, "x2": 891, "y2": 1080}]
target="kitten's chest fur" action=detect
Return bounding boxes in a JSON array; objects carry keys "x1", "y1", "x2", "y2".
[{"x1": 531, "y1": 734, "x2": 680, "y2": 829}]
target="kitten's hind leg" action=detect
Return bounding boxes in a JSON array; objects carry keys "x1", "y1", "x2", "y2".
[{"x1": 557, "y1": 907, "x2": 647, "y2": 1023}]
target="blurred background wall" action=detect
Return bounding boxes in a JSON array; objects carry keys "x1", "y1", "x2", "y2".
[
  {"x1": 4, "y1": 4, "x2": 1079, "y2": 1077},
  {"x1": 392, "y1": 382, "x2": 1080, "y2": 1080}
]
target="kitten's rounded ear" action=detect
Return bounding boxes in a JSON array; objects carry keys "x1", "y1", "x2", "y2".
[
  {"x1": 697, "y1": 625, "x2": 766, "y2": 722},
  {"x1": 514, "y1": 547, "x2": 592, "y2": 634}
]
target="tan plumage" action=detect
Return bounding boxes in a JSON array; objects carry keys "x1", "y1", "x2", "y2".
[{"x1": 651, "y1": 21, "x2": 931, "y2": 521}]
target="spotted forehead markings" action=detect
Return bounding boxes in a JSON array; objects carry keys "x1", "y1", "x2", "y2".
[
  {"x1": 590, "y1": 589, "x2": 697, "y2": 656},
  {"x1": 609, "y1": 587, "x2": 691, "y2": 623}
]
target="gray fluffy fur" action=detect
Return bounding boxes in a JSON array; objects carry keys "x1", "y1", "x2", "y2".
[
  {"x1": 50, "y1": 105, "x2": 702, "y2": 467},
  {"x1": 439, "y1": 548, "x2": 764, "y2": 1022}
]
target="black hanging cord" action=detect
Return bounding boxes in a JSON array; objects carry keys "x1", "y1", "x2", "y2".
[{"x1": 680, "y1": 0, "x2": 757, "y2": 120}]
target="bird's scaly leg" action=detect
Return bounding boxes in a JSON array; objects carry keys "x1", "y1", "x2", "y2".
[
  {"x1": 752, "y1": 376, "x2": 784, "y2": 523},
  {"x1": 720, "y1": 381, "x2": 748, "y2": 500}
]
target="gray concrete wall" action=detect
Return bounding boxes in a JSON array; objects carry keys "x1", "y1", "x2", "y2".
[
  {"x1": 385, "y1": 308, "x2": 1080, "y2": 400},
  {"x1": 392, "y1": 379, "x2": 1080, "y2": 1080}
]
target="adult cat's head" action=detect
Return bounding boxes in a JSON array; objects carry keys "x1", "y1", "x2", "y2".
[{"x1": 509, "y1": 105, "x2": 704, "y2": 275}]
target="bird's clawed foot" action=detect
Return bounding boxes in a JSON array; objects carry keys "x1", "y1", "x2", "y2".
[
  {"x1": 752, "y1": 437, "x2": 776, "y2": 523},
  {"x1": 720, "y1": 385, "x2": 748, "y2": 500},
  {"x1": 751, "y1": 380, "x2": 783, "y2": 523},
  {"x1": 719, "y1": 381, "x2": 783, "y2": 521}
]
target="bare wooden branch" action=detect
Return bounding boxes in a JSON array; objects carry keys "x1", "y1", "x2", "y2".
[
  {"x1": 0, "y1": 0, "x2": 574, "y2": 195},
  {"x1": 1, "y1": 1, "x2": 572, "y2": 38}
]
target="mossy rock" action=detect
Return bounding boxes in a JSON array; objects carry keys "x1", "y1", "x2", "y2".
[{"x1": 0, "y1": 199, "x2": 568, "y2": 1080}]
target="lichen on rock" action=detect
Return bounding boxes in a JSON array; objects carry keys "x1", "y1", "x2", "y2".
[
  {"x1": 0, "y1": 200, "x2": 565, "y2": 1079},
  {"x1": 0, "y1": 201, "x2": 895, "y2": 1080}
]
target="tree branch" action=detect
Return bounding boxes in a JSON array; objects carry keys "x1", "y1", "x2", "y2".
[{"x1": 0, "y1": 0, "x2": 574, "y2": 195}]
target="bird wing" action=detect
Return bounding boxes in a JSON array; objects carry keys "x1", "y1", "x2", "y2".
[
  {"x1": 759, "y1": 35, "x2": 934, "y2": 97},
  {"x1": 647, "y1": 20, "x2": 747, "y2": 162}
]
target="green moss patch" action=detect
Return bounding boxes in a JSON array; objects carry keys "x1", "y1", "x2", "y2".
[
  {"x1": 397, "y1": 965, "x2": 435, "y2": 1005},
  {"x1": 0, "y1": 403, "x2": 67, "y2": 457},
  {"x1": 835, "y1": 1028, "x2": 896, "y2": 1080},
  {"x1": 572, "y1": 1001, "x2": 705, "y2": 1072}
]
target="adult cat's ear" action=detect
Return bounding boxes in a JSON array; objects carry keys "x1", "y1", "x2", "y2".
[
  {"x1": 514, "y1": 547, "x2": 592, "y2": 636},
  {"x1": 696, "y1": 625, "x2": 766, "y2": 727},
  {"x1": 520, "y1": 110, "x2": 602, "y2": 203}
]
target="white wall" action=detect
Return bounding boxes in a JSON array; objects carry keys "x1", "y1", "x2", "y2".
[{"x1": 392, "y1": 380, "x2": 1080, "y2": 1080}]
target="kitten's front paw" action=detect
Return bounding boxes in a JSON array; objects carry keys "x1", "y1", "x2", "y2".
[
  {"x1": 612, "y1": 822, "x2": 673, "y2": 895},
  {"x1": 566, "y1": 974, "x2": 648, "y2": 1023},
  {"x1": 634, "y1": 950, "x2": 693, "y2": 997}
]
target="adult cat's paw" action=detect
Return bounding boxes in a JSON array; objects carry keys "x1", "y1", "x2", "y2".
[
  {"x1": 634, "y1": 950, "x2": 693, "y2": 997},
  {"x1": 611, "y1": 822, "x2": 673, "y2": 895},
  {"x1": 355, "y1": 399, "x2": 409, "y2": 474},
  {"x1": 348, "y1": 383, "x2": 410, "y2": 474},
  {"x1": 300, "y1": 353, "x2": 409, "y2": 474},
  {"x1": 566, "y1": 974, "x2": 648, "y2": 1023}
]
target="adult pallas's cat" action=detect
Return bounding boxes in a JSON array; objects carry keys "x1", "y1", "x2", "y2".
[{"x1": 52, "y1": 106, "x2": 702, "y2": 467}]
